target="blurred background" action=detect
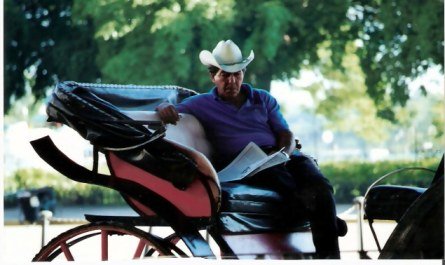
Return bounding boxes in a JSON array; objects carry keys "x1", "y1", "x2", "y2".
[{"x1": 3, "y1": 0, "x2": 443, "y2": 221}]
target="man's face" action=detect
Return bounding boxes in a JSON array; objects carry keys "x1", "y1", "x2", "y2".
[{"x1": 212, "y1": 69, "x2": 244, "y2": 101}]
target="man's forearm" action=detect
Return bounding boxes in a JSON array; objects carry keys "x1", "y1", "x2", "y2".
[{"x1": 276, "y1": 130, "x2": 296, "y2": 155}]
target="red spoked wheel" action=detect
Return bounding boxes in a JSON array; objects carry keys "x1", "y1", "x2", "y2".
[{"x1": 32, "y1": 222, "x2": 186, "y2": 262}]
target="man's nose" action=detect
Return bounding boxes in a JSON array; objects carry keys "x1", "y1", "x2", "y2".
[{"x1": 227, "y1": 74, "x2": 236, "y2": 83}]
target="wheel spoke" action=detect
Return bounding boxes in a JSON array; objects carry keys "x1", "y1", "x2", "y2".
[
  {"x1": 33, "y1": 222, "x2": 174, "y2": 262},
  {"x1": 133, "y1": 239, "x2": 147, "y2": 259},
  {"x1": 101, "y1": 230, "x2": 108, "y2": 261},
  {"x1": 60, "y1": 242, "x2": 74, "y2": 261}
]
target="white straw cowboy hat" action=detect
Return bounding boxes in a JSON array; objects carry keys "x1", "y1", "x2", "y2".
[{"x1": 199, "y1": 40, "x2": 254, "y2": 73}]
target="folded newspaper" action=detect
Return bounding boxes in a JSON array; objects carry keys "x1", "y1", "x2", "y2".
[{"x1": 217, "y1": 142, "x2": 290, "y2": 182}]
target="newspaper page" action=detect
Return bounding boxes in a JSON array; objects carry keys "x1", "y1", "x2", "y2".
[
  {"x1": 217, "y1": 142, "x2": 290, "y2": 182},
  {"x1": 249, "y1": 150, "x2": 289, "y2": 176}
]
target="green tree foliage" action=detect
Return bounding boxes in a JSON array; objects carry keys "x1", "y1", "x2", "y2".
[
  {"x1": 350, "y1": 0, "x2": 444, "y2": 119},
  {"x1": 4, "y1": 0, "x2": 100, "y2": 113},
  {"x1": 5, "y1": 0, "x2": 443, "y2": 119},
  {"x1": 73, "y1": 0, "x2": 353, "y2": 92},
  {"x1": 309, "y1": 42, "x2": 394, "y2": 143},
  {"x1": 391, "y1": 93, "x2": 444, "y2": 155},
  {"x1": 306, "y1": 40, "x2": 443, "y2": 152}
]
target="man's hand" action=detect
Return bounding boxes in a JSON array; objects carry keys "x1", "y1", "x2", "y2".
[{"x1": 155, "y1": 103, "x2": 180, "y2": 125}]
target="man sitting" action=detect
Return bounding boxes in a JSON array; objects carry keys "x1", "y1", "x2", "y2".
[{"x1": 156, "y1": 40, "x2": 347, "y2": 259}]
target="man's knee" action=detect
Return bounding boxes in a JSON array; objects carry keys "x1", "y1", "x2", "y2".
[
  {"x1": 289, "y1": 151, "x2": 319, "y2": 168},
  {"x1": 286, "y1": 153, "x2": 334, "y2": 193}
]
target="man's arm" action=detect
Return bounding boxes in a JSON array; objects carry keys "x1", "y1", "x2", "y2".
[
  {"x1": 275, "y1": 130, "x2": 296, "y2": 156},
  {"x1": 155, "y1": 102, "x2": 180, "y2": 125}
]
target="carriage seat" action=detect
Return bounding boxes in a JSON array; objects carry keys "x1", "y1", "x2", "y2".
[
  {"x1": 218, "y1": 182, "x2": 309, "y2": 233},
  {"x1": 38, "y1": 81, "x2": 316, "y2": 259},
  {"x1": 364, "y1": 185, "x2": 426, "y2": 222},
  {"x1": 122, "y1": 111, "x2": 214, "y2": 159},
  {"x1": 123, "y1": 111, "x2": 309, "y2": 233}
]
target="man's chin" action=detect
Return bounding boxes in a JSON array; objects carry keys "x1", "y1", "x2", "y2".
[{"x1": 223, "y1": 88, "x2": 239, "y2": 94}]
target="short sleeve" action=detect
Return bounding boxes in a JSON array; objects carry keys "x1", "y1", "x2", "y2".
[
  {"x1": 262, "y1": 91, "x2": 290, "y2": 133},
  {"x1": 175, "y1": 96, "x2": 195, "y2": 114}
]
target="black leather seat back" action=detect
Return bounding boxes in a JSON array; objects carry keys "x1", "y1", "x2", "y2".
[
  {"x1": 364, "y1": 185, "x2": 426, "y2": 222},
  {"x1": 46, "y1": 81, "x2": 197, "y2": 150},
  {"x1": 71, "y1": 82, "x2": 198, "y2": 111}
]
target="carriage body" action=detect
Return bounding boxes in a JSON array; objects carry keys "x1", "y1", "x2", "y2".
[
  {"x1": 31, "y1": 81, "x2": 443, "y2": 261},
  {"x1": 32, "y1": 81, "x2": 314, "y2": 260}
]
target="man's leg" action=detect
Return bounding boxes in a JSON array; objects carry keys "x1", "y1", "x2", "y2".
[
  {"x1": 285, "y1": 152, "x2": 343, "y2": 259},
  {"x1": 232, "y1": 156, "x2": 345, "y2": 258}
]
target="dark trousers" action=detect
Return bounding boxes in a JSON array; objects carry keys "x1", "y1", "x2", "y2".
[{"x1": 234, "y1": 151, "x2": 340, "y2": 258}]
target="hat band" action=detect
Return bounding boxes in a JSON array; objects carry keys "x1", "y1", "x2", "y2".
[{"x1": 219, "y1": 57, "x2": 250, "y2": 66}]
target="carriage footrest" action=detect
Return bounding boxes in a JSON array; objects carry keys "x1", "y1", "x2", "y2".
[
  {"x1": 84, "y1": 214, "x2": 210, "y2": 228},
  {"x1": 221, "y1": 231, "x2": 315, "y2": 258},
  {"x1": 84, "y1": 214, "x2": 169, "y2": 226}
]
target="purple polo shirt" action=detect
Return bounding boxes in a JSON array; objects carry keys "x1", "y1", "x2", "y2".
[{"x1": 176, "y1": 84, "x2": 289, "y2": 159}]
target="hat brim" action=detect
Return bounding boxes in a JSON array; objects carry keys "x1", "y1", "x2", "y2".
[{"x1": 199, "y1": 50, "x2": 254, "y2": 73}]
